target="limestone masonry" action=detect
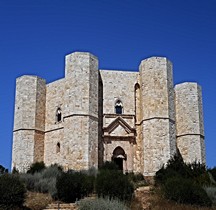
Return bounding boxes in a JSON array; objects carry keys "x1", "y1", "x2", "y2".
[{"x1": 12, "y1": 52, "x2": 206, "y2": 176}]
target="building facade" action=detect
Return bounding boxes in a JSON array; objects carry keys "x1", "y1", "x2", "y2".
[{"x1": 12, "y1": 52, "x2": 206, "y2": 176}]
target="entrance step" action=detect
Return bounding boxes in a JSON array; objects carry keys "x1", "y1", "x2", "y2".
[{"x1": 43, "y1": 203, "x2": 78, "y2": 210}]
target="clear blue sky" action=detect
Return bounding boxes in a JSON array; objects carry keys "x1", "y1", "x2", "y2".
[{"x1": 0, "y1": 0, "x2": 215, "y2": 170}]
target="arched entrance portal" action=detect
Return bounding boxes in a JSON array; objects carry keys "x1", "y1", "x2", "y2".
[{"x1": 112, "y1": 146, "x2": 127, "y2": 171}]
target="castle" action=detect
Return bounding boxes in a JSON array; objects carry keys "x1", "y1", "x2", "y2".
[{"x1": 12, "y1": 52, "x2": 206, "y2": 176}]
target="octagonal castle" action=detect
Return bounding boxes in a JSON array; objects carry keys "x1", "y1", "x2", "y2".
[{"x1": 12, "y1": 52, "x2": 206, "y2": 176}]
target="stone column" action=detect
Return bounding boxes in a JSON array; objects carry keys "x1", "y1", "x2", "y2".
[
  {"x1": 139, "y1": 57, "x2": 176, "y2": 176},
  {"x1": 175, "y1": 83, "x2": 205, "y2": 164}
]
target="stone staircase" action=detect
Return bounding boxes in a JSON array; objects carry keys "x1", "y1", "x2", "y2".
[{"x1": 43, "y1": 203, "x2": 78, "y2": 210}]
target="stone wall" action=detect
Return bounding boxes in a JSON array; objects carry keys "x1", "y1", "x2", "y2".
[{"x1": 99, "y1": 70, "x2": 138, "y2": 115}]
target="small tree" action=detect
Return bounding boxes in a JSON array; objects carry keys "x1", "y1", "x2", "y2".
[
  {"x1": 96, "y1": 169, "x2": 134, "y2": 201},
  {"x1": 155, "y1": 150, "x2": 212, "y2": 207},
  {"x1": 0, "y1": 174, "x2": 26, "y2": 209},
  {"x1": 56, "y1": 171, "x2": 94, "y2": 203},
  {"x1": 208, "y1": 167, "x2": 216, "y2": 182},
  {"x1": 27, "y1": 161, "x2": 46, "y2": 174},
  {"x1": 0, "y1": 165, "x2": 8, "y2": 174}
]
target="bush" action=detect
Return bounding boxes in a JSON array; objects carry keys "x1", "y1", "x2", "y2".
[
  {"x1": 100, "y1": 161, "x2": 119, "y2": 171},
  {"x1": 127, "y1": 172, "x2": 147, "y2": 188},
  {"x1": 96, "y1": 169, "x2": 134, "y2": 201},
  {"x1": 0, "y1": 174, "x2": 26, "y2": 209},
  {"x1": 155, "y1": 150, "x2": 211, "y2": 186},
  {"x1": 27, "y1": 161, "x2": 46, "y2": 174},
  {"x1": 208, "y1": 167, "x2": 216, "y2": 182},
  {"x1": 163, "y1": 177, "x2": 212, "y2": 207},
  {"x1": 204, "y1": 186, "x2": 216, "y2": 205},
  {"x1": 155, "y1": 165, "x2": 181, "y2": 185},
  {"x1": 0, "y1": 165, "x2": 8, "y2": 174},
  {"x1": 12, "y1": 166, "x2": 19, "y2": 174},
  {"x1": 56, "y1": 172, "x2": 94, "y2": 203},
  {"x1": 20, "y1": 164, "x2": 62, "y2": 198},
  {"x1": 20, "y1": 173, "x2": 40, "y2": 191},
  {"x1": 78, "y1": 197, "x2": 129, "y2": 210}
]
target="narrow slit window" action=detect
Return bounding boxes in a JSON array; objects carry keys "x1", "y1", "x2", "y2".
[
  {"x1": 115, "y1": 100, "x2": 123, "y2": 114},
  {"x1": 56, "y1": 142, "x2": 60, "y2": 153},
  {"x1": 56, "y1": 108, "x2": 62, "y2": 122}
]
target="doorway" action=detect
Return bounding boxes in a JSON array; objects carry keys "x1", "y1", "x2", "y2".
[
  {"x1": 113, "y1": 157, "x2": 123, "y2": 170},
  {"x1": 112, "y1": 146, "x2": 126, "y2": 171}
]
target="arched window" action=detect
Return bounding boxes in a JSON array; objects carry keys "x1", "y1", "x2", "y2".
[
  {"x1": 56, "y1": 142, "x2": 60, "y2": 153},
  {"x1": 56, "y1": 108, "x2": 62, "y2": 122},
  {"x1": 115, "y1": 100, "x2": 123, "y2": 114}
]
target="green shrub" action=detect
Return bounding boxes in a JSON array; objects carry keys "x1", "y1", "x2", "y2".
[
  {"x1": 12, "y1": 166, "x2": 19, "y2": 174},
  {"x1": 0, "y1": 174, "x2": 26, "y2": 209},
  {"x1": 20, "y1": 173, "x2": 40, "y2": 191},
  {"x1": 163, "y1": 177, "x2": 212, "y2": 207},
  {"x1": 78, "y1": 197, "x2": 129, "y2": 210},
  {"x1": 96, "y1": 169, "x2": 134, "y2": 201},
  {"x1": 56, "y1": 172, "x2": 94, "y2": 203},
  {"x1": 27, "y1": 161, "x2": 46, "y2": 174},
  {"x1": 100, "y1": 161, "x2": 119, "y2": 171},
  {"x1": 127, "y1": 172, "x2": 147, "y2": 188},
  {"x1": 204, "y1": 186, "x2": 216, "y2": 205},
  {"x1": 20, "y1": 164, "x2": 62, "y2": 198},
  {"x1": 155, "y1": 166, "x2": 181, "y2": 185},
  {"x1": 155, "y1": 150, "x2": 211, "y2": 186},
  {"x1": 80, "y1": 166, "x2": 98, "y2": 177},
  {"x1": 0, "y1": 165, "x2": 8, "y2": 174},
  {"x1": 208, "y1": 167, "x2": 216, "y2": 182},
  {"x1": 42, "y1": 164, "x2": 62, "y2": 178}
]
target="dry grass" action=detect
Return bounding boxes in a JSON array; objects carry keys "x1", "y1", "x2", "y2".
[
  {"x1": 130, "y1": 186, "x2": 216, "y2": 210},
  {"x1": 24, "y1": 188, "x2": 215, "y2": 210},
  {"x1": 150, "y1": 197, "x2": 214, "y2": 210},
  {"x1": 24, "y1": 191, "x2": 53, "y2": 210}
]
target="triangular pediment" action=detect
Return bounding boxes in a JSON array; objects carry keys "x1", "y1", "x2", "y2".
[{"x1": 103, "y1": 117, "x2": 135, "y2": 136}]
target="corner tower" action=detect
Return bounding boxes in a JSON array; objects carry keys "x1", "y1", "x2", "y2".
[
  {"x1": 12, "y1": 76, "x2": 46, "y2": 172},
  {"x1": 63, "y1": 52, "x2": 99, "y2": 170},
  {"x1": 175, "y1": 83, "x2": 205, "y2": 163},
  {"x1": 139, "y1": 57, "x2": 176, "y2": 176}
]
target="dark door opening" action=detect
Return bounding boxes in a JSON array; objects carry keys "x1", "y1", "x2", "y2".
[{"x1": 113, "y1": 157, "x2": 123, "y2": 170}]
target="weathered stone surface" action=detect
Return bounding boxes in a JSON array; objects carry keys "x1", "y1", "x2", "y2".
[
  {"x1": 139, "y1": 57, "x2": 176, "y2": 176},
  {"x1": 175, "y1": 82, "x2": 205, "y2": 163},
  {"x1": 12, "y1": 76, "x2": 46, "y2": 172},
  {"x1": 12, "y1": 52, "x2": 205, "y2": 176}
]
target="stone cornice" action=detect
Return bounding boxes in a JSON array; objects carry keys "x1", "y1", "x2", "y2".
[
  {"x1": 64, "y1": 114, "x2": 98, "y2": 121},
  {"x1": 13, "y1": 128, "x2": 44, "y2": 133},
  {"x1": 135, "y1": 117, "x2": 175, "y2": 125},
  {"x1": 176, "y1": 133, "x2": 204, "y2": 138},
  {"x1": 103, "y1": 113, "x2": 135, "y2": 119}
]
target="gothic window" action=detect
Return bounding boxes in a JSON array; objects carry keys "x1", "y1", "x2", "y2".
[
  {"x1": 56, "y1": 142, "x2": 60, "y2": 153},
  {"x1": 115, "y1": 100, "x2": 123, "y2": 114},
  {"x1": 56, "y1": 107, "x2": 62, "y2": 122}
]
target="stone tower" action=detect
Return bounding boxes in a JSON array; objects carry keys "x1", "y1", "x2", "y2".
[
  {"x1": 175, "y1": 83, "x2": 205, "y2": 163},
  {"x1": 63, "y1": 52, "x2": 99, "y2": 170},
  {"x1": 139, "y1": 57, "x2": 176, "y2": 176},
  {"x1": 12, "y1": 76, "x2": 46, "y2": 172}
]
